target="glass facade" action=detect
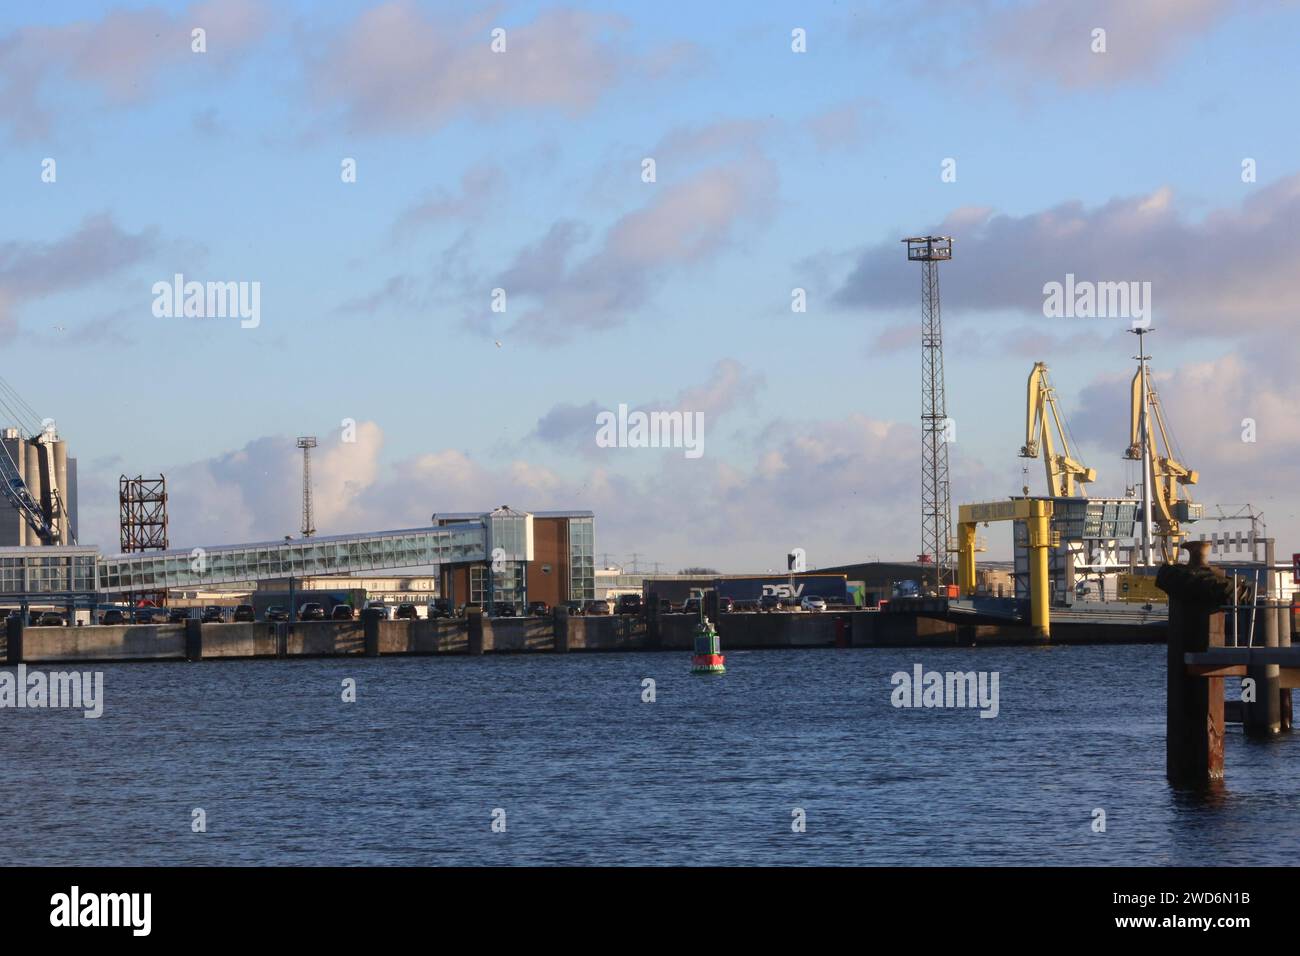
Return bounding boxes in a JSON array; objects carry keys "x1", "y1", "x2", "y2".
[
  {"x1": 0, "y1": 550, "x2": 98, "y2": 595},
  {"x1": 0, "y1": 510, "x2": 597, "y2": 603},
  {"x1": 97, "y1": 526, "x2": 485, "y2": 594},
  {"x1": 567, "y1": 517, "x2": 594, "y2": 601}
]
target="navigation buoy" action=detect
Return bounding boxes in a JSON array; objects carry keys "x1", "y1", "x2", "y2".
[{"x1": 691, "y1": 616, "x2": 725, "y2": 675}]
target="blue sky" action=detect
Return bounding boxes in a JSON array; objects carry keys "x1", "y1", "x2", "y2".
[{"x1": 2, "y1": 0, "x2": 1299, "y2": 569}]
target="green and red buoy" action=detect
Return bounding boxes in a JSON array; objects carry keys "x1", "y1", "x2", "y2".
[{"x1": 691, "y1": 615, "x2": 725, "y2": 675}]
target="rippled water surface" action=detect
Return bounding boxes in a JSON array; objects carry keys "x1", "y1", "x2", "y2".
[{"x1": 4, "y1": 645, "x2": 1298, "y2": 865}]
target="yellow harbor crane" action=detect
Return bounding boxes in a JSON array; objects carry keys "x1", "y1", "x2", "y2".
[
  {"x1": 1124, "y1": 344, "x2": 1199, "y2": 562},
  {"x1": 1019, "y1": 362, "x2": 1096, "y2": 498}
]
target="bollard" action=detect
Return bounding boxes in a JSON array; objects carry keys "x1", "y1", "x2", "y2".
[
  {"x1": 1158, "y1": 542, "x2": 1231, "y2": 787},
  {"x1": 553, "y1": 606, "x2": 569, "y2": 653},
  {"x1": 363, "y1": 609, "x2": 381, "y2": 657},
  {"x1": 184, "y1": 618, "x2": 202, "y2": 661},
  {"x1": 467, "y1": 607, "x2": 484, "y2": 656},
  {"x1": 5, "y1": 614, "x2": 23, "y2": 664}
]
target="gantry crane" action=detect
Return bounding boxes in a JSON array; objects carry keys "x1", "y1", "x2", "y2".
[
  {"x1": 1124, "y1": 332, "x2": 1198, "y2": 562},
  {"x1": 1019, "y1": 361, "x2": 1096, "y2": 498}
]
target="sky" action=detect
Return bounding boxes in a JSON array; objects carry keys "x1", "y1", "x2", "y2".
[{"x1": 2, "y1": 0, "x2": 1298, "y2": 571}]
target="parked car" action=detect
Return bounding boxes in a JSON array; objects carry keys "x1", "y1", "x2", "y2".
[
  {"x1": 583, "y1": 599, "x2": 611, "y2": 616},
  {"x1": 491, "y1": 603, "x2": 517, "y2": 617},
  {"x1": 395, "y1": 603, "x2": 418, "y2": 620},
  {"x1": 658, "y1": 599, "x2": 673, "y2": 614},
  {"x1": 167, "y1": 607, "x2": 190, "y2": 623},
  {"x1": 363, "y1": 600, "x2": 390, "y2": 620},
  {"x1": 734, "y1": 599, "x2": 759, "y2": 613},
  {"x1": 101, "y1": 609, "x2": 127, "y2": 625},
  {"x1": 330, "y1": 604, "x2": 354, "y2": 621},
  {"x1": 616, "y1": 594, "x2": 643, "y2": 615},
  {"x1": 298, "y1": 603, "x2": 326, "y2": 621},
  {"x1": 527, "y1": 601, "x2": 550, "y2": 617},
  {"x1": 133, "y1": 608, "x2": 162, "y2": 624},
  {"x1": 201, "y1": 606, "x2": 225, "y2": 623},
  {"x1": 800, "y1": 595, "x2": 827, "y2": 613},
  {"x1": 233, "y1": 604, "x2": 255, "y2": 622},
  {"x1": 33, "y1": 611, "x2": 64, "y2": 626},
  {"x1": 427, "y1": 598, "x2": 454, "y2": 619},
  {"x1": 563, "y1": 601, "x2": 584, "y2": 616},
  {"x1": 759, "y1": 594, "x2": 782, "y2": 613},
  {"x1": 682, "y1": 597, "x2": 702, "y2": 616},
  {"x1": 265, "y1": 606, "x2": 289, "y2": 622}
]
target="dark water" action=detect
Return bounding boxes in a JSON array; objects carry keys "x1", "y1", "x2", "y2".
[{"x1": 3, "y1": 645, "x2": 1298, "y2": 866}]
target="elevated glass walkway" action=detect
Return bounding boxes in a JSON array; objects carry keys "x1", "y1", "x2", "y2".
[{"x1": 96, "y1": 525, "x2": 488, "y2": 594}]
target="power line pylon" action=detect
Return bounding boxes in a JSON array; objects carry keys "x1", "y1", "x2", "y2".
[
  {"x1": 903, "y1": 236, "x2": 954, "y2": 585},
  {"x1": 296, "y1": 436, "x2": 317, "y2": 538}
]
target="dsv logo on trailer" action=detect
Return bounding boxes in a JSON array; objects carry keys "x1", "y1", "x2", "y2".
[{"x1": 762, "y1": 584, "x2": 804, "y2": 599}]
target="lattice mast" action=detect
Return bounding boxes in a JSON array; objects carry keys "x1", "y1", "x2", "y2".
[
  {"x1": 119, "y1": 475, "x2": 169, "y2": 552},
  {"x1": 903, "y1": 236, "x2": 954, "y2": 586},
  {"x1": 297, "y1": 436, "x2": 317, "y2": 538}
]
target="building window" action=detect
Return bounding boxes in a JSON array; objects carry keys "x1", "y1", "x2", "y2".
[{"x1": 567, "y1": 517, "x2": 594, "y2": 601}]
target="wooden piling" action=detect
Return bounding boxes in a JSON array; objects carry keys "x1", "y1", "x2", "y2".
[
  {"x1": 363, "y1": 610, "x2": 381, "y2": 657},
  {"x1": 184, "y1": 618, "x2": 202, "y2": 661},
  {"x1": 553, "y1": 606, "x2": 569, "y2": 653},
  {"x1": 1245, "y1": 574, "x2": 1281, "y2": 735},
  {"x1": 467, "y1": 607, "x2": 484, "y2": 656},
  {"x1": 1280, "y1": 603, "x2": 1293, "y2": 732},
  {"x1": 5, "y1": 615, "x2": 22, "y2": 664},
  {"x1": 1158, "y1": 542, "x2": 1231, "y2": 787}
]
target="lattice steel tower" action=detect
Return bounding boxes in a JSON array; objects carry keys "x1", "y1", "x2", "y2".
[
  {"x1": 903, "y1": 236, "x2": 954, "y2": 585},
  {"x1": 119, "y1": 475, "x2": 168, "y2": 552},
  {"x1": 297, "y1": 436, "x2": 317, "y2": 538}
]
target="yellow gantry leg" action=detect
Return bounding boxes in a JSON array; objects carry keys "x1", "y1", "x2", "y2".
[
  {"x1": 957, "y1": 521, "x2": 977, "y2": 597},
  {"x1": 1027, "y1": 499, "x2": 1052, "y2": 640}
]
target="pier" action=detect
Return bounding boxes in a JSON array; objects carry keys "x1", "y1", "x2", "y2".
[{"x1": 2, "y1": 603, "x2": 1166, "y2": 665}]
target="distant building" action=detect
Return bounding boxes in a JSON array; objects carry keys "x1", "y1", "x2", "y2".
[
  {"x1": 0, "y1": 426, "x2": 78, "y2": 546},
  {"x1": 434, "y1": 508, "x2": 594, "y2": 609}
]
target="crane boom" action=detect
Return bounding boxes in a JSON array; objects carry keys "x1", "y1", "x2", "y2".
[
  {"x1": 1124, "y1": 363, "x2": 1198, "y2": 561},
  {"x1": 0, "y1": 446, "x2": 56, "y2": 543},
  {"x1": 1019, "y1": 362, "x2": 1096, "y2": 498}
]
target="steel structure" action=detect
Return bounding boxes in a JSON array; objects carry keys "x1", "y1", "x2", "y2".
[
  {"x1": 1124, "y1": 328, "x2": 1199, "y2": 563},
  {"x1": 297, "y1": 436, "x2": 317, "y2": 538},
  {"x1": 903, "y1": 236, "x2": 954, "y2": 585},
  {"x1": 119, "y1": 475, "x2": 169, "y2": 552},
  {"x1": 1020, "y1": 361, "x2": 1096, "y2": 498}
]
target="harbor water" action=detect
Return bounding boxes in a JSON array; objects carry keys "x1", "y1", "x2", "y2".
[{"x1": 3, "y1": 645, "x2": 1298, "y2": 866}]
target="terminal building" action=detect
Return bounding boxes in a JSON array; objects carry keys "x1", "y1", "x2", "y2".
[{"x1": 0, "y1": 506, "x2": 596, "y2": 616}]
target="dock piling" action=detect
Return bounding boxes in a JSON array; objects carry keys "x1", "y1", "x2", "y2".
[
  {"x1": 553, "y1": 606, "x2": 569, "y2": 653},
  {"x1": 363, "y1": 610, "x2": 381, "y2": 657},
  {"x1": 5, "y1": 615, "x2": 22, "y2": 664},
  {"x1": 1158, "y1": 542, "x2": 1231, "y2": 787},
  {"x1": 184, "y1": 618, "x2": 202, "y2": 661},
  {"x1": 467, "y1": 607, "x2": 484, "y2": 656}
]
